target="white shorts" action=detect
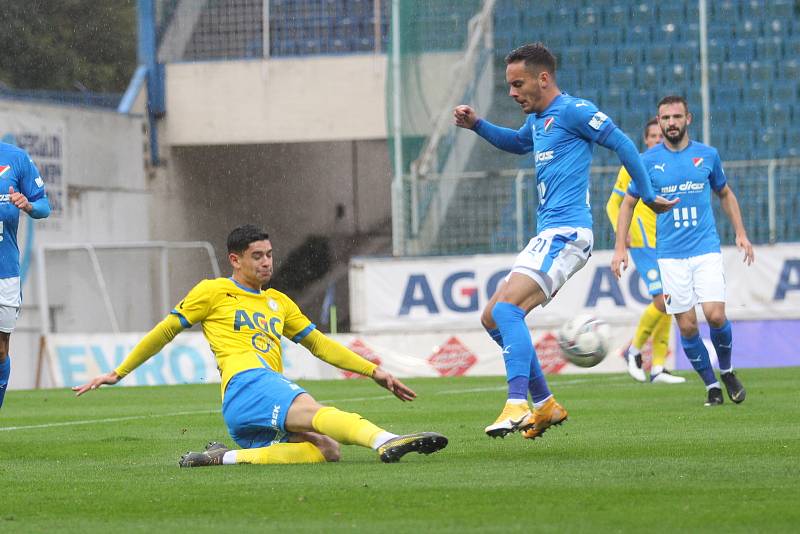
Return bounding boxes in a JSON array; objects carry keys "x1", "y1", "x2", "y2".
[
  {"x1": 658, "y1": 252, "x2": 726, "y2": 314},
  {"x1": 0, "y1": 305, "x2": 19, "y2": 334},
  {"x1": 509, "y1": 226, "x2": 593, "y2": 305}
]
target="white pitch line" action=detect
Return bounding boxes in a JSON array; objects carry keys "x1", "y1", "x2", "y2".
[{"x1": 0, "y1": 374, "x2": 632, "y2": 432}]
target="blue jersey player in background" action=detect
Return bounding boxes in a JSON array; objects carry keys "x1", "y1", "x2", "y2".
[
  {"x1": 612, "y1": 95, "x2": 754, "y2": 407},
  {"x1": 0, "y1": 141, "x2": 50, "y2": 409},
  {"x1": 454, "y1": 43, "x2": 677, "y2": 440}
]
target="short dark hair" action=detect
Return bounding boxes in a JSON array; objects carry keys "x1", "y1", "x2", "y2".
[
  {"x1": 644, "y1": 116, "x2": 659, "y2": 137},
  {"x1": 505, "y1": 42, "x2": 557, "y2": 74},
  {"x1": 657, "y1": 95, "x2": 689, "y2": 113},
  {"x1": 227, "y1": 225, "x2": 269, "y2": 254}
]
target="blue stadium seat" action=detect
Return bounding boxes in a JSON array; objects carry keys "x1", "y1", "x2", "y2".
[
  {"x1": 578, "y1": 6, "x2": 602, "y2": 29},
  {"x1": 721, "y1": 62, "x2": 747, "y2": 82},
  {"x1": 672, "y1": 41, "x2": 699, "y2": 64},
  {"x1": 627, "y1": 89, "x2": 655, "y2": 111},
  {"x1": 706, "y1": 39, "x2": 727, "y2": 63},
  {"x1": 755, "y1": 37, "x2": 784, "y2": 61},
  {"x1": 595, "y1": 27, "x2": 618, "y2": 46},
  {"x1": 784, "y1": 130, "x2": 800, "y2": 157},
  {"x1": 624, "y1": 25, "x2": 652, "y2": 45},
  {"x1": 770, "y1": 80, "x2": 797, "y2": 103},
  {"x1": 742, "y1": 82, "x2": 768, "y2": 102},
  {"x1": 550, "y1": 7, "x2": 576, "y2": 28},
  {"x1": 606, "y1": 5, "x2": 629, "y2": 26},
  {"x1": 747, "y1": 60, "x2": 774, "y2": 81},
  {"x1": 763, "y1": 17, "x2": 790, "y2": 36},
  {"x1": 638, "y1": 65, "x2": 661, "y2": 91},
  {"x1": 785, "y1": 37, "x2": 800, "y2": 59},
  {"x1": 644, "y1": 46, "x2": 670, "y2": 65},
  {"x1": 778, "y1": 59, "x2": 800, "y2": 81},
  {"x1": 765, "y1": 103, "x2": 792, "y2": 128},
  {"x1": 598, "y1": 89, "x2": 626, "y2": 111},
  {"x1": 544, "y1": 28, "x2": 571, "y2": 49},
  {"x1": 588, "y1": 45, "x2": 615, "y2": 68},
  {"x1": 713, "y1": 86, "x2": 741, "y2": 107},
  {"x1": 570, "y1": 28, "x2": 594, "y2": 47},
  {"x1": 557, "y1": 69, "x2": 579, "y2": 90},
  {"x1": 609, "y1": 65, "x2": 635, "y2": 89},
  {"x1": 630, "y1": 3, "x2": 654, "y2": 25},
  {"x1": 766, "y1": 0, "x2": 794, "y2": 19},
  {"x1": 561, "y1": 46, "x2": 588, "y2": 70},
  {"x1": 711, "y1": 0, "x2": 739, "y2": 23},
  {"x1": 735, "y1": 19, "x2": 760, "y2": 40},
  {"x1": 657, "y1": 4, "x2": 685, "y2": 25},
  {"x1": 708, "y1": 24, "x2": 735, "y2": 41},
  {"x1": 709, "y1": 109, "x2": 734, "y2": 130},
  {"x1": 729, "y1": 39, "x2": 755, "y2": 62},
  {"x1": 617, "y1": 45, "x2": 641, "y2": 66},
  {"x1": 692, "y1": 62, "x2": 720, "y2": 84},
  {"x1": 735, "y1": 103, "x2": 762, "y2": 128},
  {"x1": 752, "y1": 127, "x2": 780, "y2": 159},
  {"x1": 726, "y1": 131, "x2": 755, "y2": 158}
]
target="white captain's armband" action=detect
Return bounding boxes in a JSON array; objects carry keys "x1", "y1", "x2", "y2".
[{"x1": 588, "y1": 111, "x2": 608, "y2": 130}]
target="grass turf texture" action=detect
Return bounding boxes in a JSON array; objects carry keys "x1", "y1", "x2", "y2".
[{"x1": 2, "y1": 368, "x2": 799, "y2": 532}]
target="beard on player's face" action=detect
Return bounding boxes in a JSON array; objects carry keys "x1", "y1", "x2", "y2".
[{"x1": 663, "y1": 124, "x2": 686, "y2": 144}]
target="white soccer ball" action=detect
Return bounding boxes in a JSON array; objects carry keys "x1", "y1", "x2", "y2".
[{"x1": 557, "y1": 315, "x2": 611, "y2": 368}]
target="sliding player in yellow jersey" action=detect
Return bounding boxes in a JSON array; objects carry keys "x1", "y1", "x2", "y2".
[
  {"x1": 606, "y1": 118, "x2": 685, "y2": 384},
  {"x1": 74, "y1": 225, "x2": 447, "y2": 465}
]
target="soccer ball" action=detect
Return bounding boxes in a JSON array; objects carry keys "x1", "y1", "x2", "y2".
[{"x1": 557, "y1": 315, "x2": 611, "y2": 368}]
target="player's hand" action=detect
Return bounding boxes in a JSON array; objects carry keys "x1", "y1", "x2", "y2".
[
  {"x1": 372, "y1": 367, "x2": 416, "y2": 402},
  {"x1": 736, "y1": 234, "x2": 755, "y2": 265},
  {"x1": 611, "y1": 248, "x2": 628, "y2": 279},
  {"x1": 8, "y1": 186, "x2": 31, "y2": 213},
  {"x1": 644, "y1": 195, "x2": 679, "y2": 214},
  {"x1": 72, "y1": 371, "x2": 121, "y2": 396},
  {"x1": 454, "y1": 105, "x2": 479, "y2": 129}
]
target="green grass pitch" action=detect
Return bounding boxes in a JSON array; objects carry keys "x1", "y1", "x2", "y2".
[{"x1": 3, "y1": 368, "x2": 800, "y2": 532}]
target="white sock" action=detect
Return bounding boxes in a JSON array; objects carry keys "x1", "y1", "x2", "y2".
[
  {"x1": 651, "y1": 365, "x2": 664, "y2": 375},
  {"x1": 222, "y1": 450, "x2": 237, "y2": 465},
  {"x1": 705, "y1": 382, "x2": 721, "y2": 391},
  {"x1": 371, "y1": 431, "x2": 398, "y2": 450},
  {"x1": 533, "y1": 395, "x2": 553, "y2": 410},
  {"x1": 627, "y1": 346, "x2": 641, "y2": 358},
  {"x1": 720, "y1": 367, "x2": 733, "y2": 374},
  {"x1": 506, "y1": 399, "x2": 527, "y2": 405}
]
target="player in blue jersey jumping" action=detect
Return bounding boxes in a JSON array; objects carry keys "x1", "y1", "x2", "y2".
[
  {"x1": 454, "y1": 43, "x2": 677, "y2": 439},
  {"x1": 0, "y1": 141, "x2": 51, "y2": 409},
  {"x1": 612, "y1": 95, "x2": 754, "y2": 406}
]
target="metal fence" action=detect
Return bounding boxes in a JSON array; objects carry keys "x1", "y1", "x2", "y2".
[{"x1": 393, "y1": 158, "x2": 800, "y2": 256}]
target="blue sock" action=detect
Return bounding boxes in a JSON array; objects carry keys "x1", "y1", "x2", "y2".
[
  {"x1": 486, "y1": 327, "x2": 503, "y2": 348},
  {"x1": 507, "y1": 376, "x2": 528, "y2": 400},
  {"x1": 681, "y1": 334, "x2": 717, "y2": 386},
  {"x1": 528, "y1": 373, "x2": 552, "y2": 405},
  {"x1": 709, "y1": 321, "x2": 733, "y2": 372},
  {"x1": 0, "y1": 356, "x2": 10, "y2": 409},
  {"x1": 492, "y1": 302, "x2": 534, "y2": 399}
]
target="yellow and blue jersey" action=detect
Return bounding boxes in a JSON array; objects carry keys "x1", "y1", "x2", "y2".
[
  {"x1": 606, "y1": 165, "x2": 657, "y2": 249},
  {"x1": 171, "y1": 277, "x2": 315, "y2": 394}
]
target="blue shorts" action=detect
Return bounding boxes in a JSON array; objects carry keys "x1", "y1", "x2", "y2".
[
  {"x1": 222, "y1": 368, "x2": 307, "y2": 448},
  {"x1": 630, "y1": 247, "x2": 663, "y2": 296}
]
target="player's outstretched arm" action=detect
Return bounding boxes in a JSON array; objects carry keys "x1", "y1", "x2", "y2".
[
  {"x1": 72, "y1": 314, "x2": 185, "y2": 396},
  {"x1": 717, "y1": 185, "x2": 754, "y2": 265},
  {"x1": 611, "y1": 193, "x2": 637, "y2": 278},
  {"x1": 453, "y1": 105, "x2": 479, "y2": 129}
]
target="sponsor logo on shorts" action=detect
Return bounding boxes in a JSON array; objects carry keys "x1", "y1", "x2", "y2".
[{"x1": 271, "y1": 404, "x2": 281, "y2": 427}]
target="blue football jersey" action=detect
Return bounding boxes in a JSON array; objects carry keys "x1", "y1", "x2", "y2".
[
  {"x1": 0, "y1": 142, "x2": 47, "y2": 279},
  {"x1": 474, "y1": 93, "x2": 617, "y2": 231},
  {"x1": 629, "y1": 141, "x2": 726, "y2": 259}
]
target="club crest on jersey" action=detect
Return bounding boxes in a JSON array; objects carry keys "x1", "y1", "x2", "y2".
[
  {"x1": 543, "y1": 117, "x2": 555, "y2": 132},
  {"x1": 0, "y1": 165, "x2": 10, "y2": 178},
  {"x1": 692, "y1": 157, "x2": 704, "y2": 167}
]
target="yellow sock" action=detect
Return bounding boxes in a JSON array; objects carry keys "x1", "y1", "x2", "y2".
[
  {"x1": 311, "y1": 406, "x2": 385, "y2": 448},
  {"x1": 650, "y1": 313, "x2": 672, "y2": 368},
  {"x1": 235, "y1": 442, "x2": 326, "y2": 464},
  {"x1": 633, "y1": 303, "x2": 667, "y2": 350}
]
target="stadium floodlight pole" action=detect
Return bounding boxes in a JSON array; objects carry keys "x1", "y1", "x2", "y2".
[
  {"x1": 698, "y1": 0, "x2": 711, "y2": 145},
  {"x1": 391, "y1": 0, "x2": 404, "y2": 255}
]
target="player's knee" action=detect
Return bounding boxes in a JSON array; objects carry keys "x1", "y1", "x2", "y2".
[
  {"x1": 480, "y1": 306, "x2": 495, "y2": 330},
  {"x1": 706, "y1": 312, "x2": 727, "y2": 329}
]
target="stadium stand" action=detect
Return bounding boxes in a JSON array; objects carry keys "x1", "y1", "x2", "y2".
[{"x1": 140, "y1": 1, "x2": 800, "y2": 253}]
